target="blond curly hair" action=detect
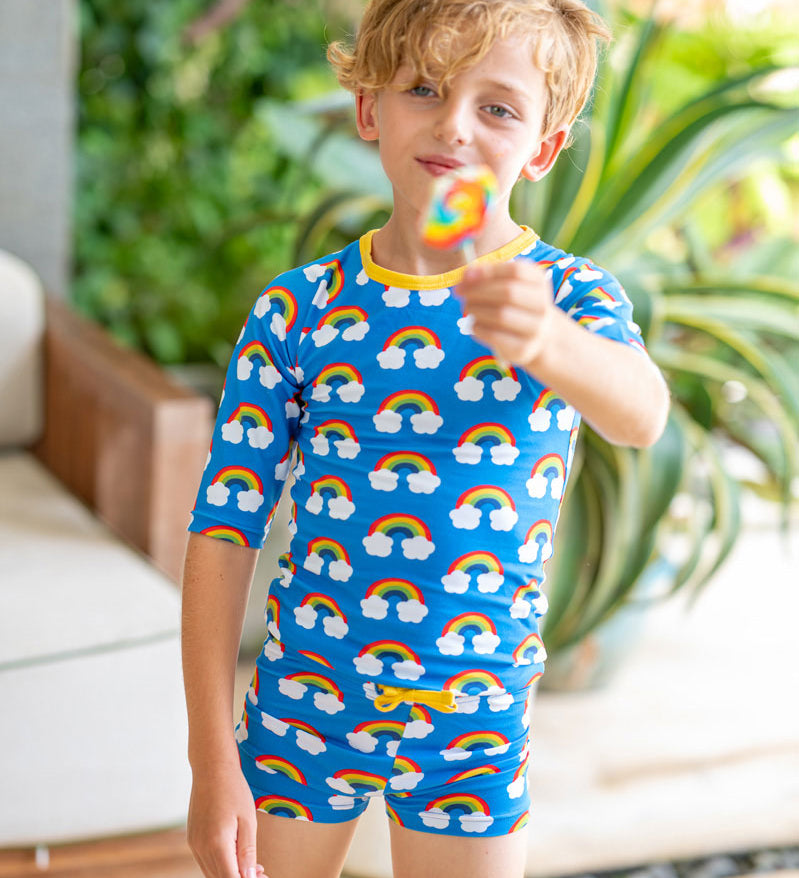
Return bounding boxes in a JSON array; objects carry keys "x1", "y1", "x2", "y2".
[{"x1": 328, "y1": 0, "x2": 611, "y2": 139}]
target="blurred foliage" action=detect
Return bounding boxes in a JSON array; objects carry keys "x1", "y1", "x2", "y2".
[{"x1": 74, "y1": 0, "x2": 349, "y2": 366}]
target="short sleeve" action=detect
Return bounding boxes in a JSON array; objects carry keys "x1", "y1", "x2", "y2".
[
  {"x1": 188, "y1": 286, "x2": 305, "y2": 549},
  {"x1": 553, "y1": 259, "x2": 647, "y2": 355}
]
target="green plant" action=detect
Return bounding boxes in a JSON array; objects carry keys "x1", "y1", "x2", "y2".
[{"x1": 258, "y1": 9, "x2": 799, "y2": 676}]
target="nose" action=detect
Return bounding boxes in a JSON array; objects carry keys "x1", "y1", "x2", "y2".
[{"x1": 433, "y1": 97, "x2": 471, "y2": 146}]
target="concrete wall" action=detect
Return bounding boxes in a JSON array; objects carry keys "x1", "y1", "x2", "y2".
[{"x1": 0, "y1": 0, "x2": 76, "y2": 297}]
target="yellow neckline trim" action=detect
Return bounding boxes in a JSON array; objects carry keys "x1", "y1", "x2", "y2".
[{"x1": 358, "y1": 227, "x2": 539, "y2": 290}]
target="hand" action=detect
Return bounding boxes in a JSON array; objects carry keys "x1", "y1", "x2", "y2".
[
  {"x1": 187, "y1": 763, "x2": 268, "y2": 878},
  {"x1": 457, "y1": 260, "x2": 556, "y2": 369}
]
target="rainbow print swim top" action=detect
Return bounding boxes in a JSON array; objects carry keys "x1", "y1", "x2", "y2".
[{"x1": 189, "y1": 228, "x2": 647, "y2": 692}]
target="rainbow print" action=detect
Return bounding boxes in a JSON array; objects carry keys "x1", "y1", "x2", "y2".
[
  {"x1": 445, "y1": 765, "x2": 501, "y2": 784},
  {"x1": 447, "y1": 552, "x2": 504, "y2": 577},
  {"x1": 309, "y1": 475, "x2": 352, "y2": 501},
  {"x1": 306, "y1": 537, "x2": 350, "y2": 564},
  {"x1": 238, "y1": 340, "x2": 274, "y2": 368},
  {"x1": 296, "y1": 650, "x2": 334, "y2": 668},
  {"x1": 255, "y1": 794, "x2": 312, "y2": 820},
  {"x1": 444, "y1": 668, "x2": 505, "y2": 695},
  {"x1": 425, "y1": 792, "x2": 491, "y2": 815},
  {"x1": 358, "y1": 640, "x2": 421, "y2": 665},
  {"x1": 317, "y1": 305, "x2": 367, "y2": 331},
  {"x1": 392, "y1": 755, "x2": 422, "y2": 777},
  {"x1": 315, "y1": 362, "x2": 363, "y2": 389},
  {"x1": 200, "y1": 525, "x2": 249, "y2": 546},
  {"x1": 455, "y1": 485, "x2": 515, "y2": 511},
  {"x1": 314, "y1": 420, "x2": 358, "y2": 442},
  {"x1": 281, "y1": 718, "x2": 327, "y2": 743},
  {"x1": 441, "y1": 613, "x2": 497, "y2": 637},
  {"x1": 513, "y1": 633, "x2": 547, "y2": 666},
  {"x1": 327, "y1": 768, "x2": 387, "y2": 794},
  {"x1": 283, "y1": 671, "x2": 344, "y2": 701},
  {"x1": 316, "y1": 258, "x2": 345, "y2": 304},
  {"x1": 261, "y1": 286, "x2": 298, "y2": 331},
  {"x1": 407, "y1": 704, "x2": 433, "y2": 725},
  {"x1": 510, "y1": 812, "x2": 529, "y2": 832},
  {"x1": 459, "y1": 356, "x2": 517, "y2": 382},
  {"x1": 377, "y1": 390, "x2": 440, "y2": 415},
  {"x1": 446, "y1": 730, "x2": 509, "y2": 754},
  {"x1": 532, "y1": 388, "x2": 565, "y2": 413},
  {"x1": 255, "y1": 755, "x2": 307, "y2": 785},
  {"x1": 367, "y1": 514, "x2": 432, "y2": 541},
  {"x1": 518, "y1": 520, "x2": 553, "y2": 565},
  {"x1": 364, "y1": 579, "x2": 424, "y2": 604},
  {"x1": 352, "y1": 718, "x2": 405, "y2": 742},
  {"x1": 298, "y1": 592, "x2": 347, "y2": 622},
  {"x1": 527, "y1": 453, "x2": 567, "y2": 501},
  {"x1": 211, "y1": 466, "x2": 263, "y2": 493},
  {"x1": 459, "y1": 422, "x2": 515, "y2": 447},
  {"x1": 265, "y1": 594, "x2": 280, "y2": 630},
  {"x1": 385, "y1": 802, "x2": 404, "y2": 826},
  {"x1": 373, "y1": 451, "x2": 437, "y2": 476},
  {"x1": 381, "y1": 325, "x2": 442, "y2": 354}
]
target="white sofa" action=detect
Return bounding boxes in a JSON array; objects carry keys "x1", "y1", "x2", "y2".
[{"x1": 0, "y1": 250, "x2": 211, "y2": 849}]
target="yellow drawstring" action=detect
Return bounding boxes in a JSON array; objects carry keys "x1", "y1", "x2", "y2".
[{"x1": 373, "y1": 685, "x2": 458, "y2": 713}]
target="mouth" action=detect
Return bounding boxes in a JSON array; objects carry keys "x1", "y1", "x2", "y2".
[{"x1": 415, "y1": 155, "x2": 465, "y2": 176}]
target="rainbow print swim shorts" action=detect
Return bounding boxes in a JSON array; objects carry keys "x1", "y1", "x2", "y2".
[{"x1": 235, "y1": 653, "x2": 533, "y2": 837}]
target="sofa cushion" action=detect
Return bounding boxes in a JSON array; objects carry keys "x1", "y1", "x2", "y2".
[
  {"x1": 0, "y1": 250, "x2": 44, "y2": 448},
  {"x1": 0, "y1": 452, "x2": 181, "y2": 666}
]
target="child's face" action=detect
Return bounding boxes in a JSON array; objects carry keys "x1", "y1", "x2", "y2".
[{"x1": 356, "y1": 33, "x2": 568, "y2": 233}]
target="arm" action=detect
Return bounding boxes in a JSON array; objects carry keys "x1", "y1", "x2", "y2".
[
  {"x1": 458, "y1": 260, "x2": 670, "y2": 447},
  {"x1": 181, "y1": 532, "x2": 265, "y2": 878}
]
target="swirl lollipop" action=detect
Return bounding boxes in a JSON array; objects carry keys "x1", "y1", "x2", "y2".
[{"x1": 422, "y1": 164, "x2": 498, "y2": 262}]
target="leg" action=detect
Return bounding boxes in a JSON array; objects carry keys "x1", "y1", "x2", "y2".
[
  {"x1": 255, "y1": 810, "x2": 361, "y2": 878},
  {"x1": 389, "y1": 820, "x2": 529, "y2": 878}
]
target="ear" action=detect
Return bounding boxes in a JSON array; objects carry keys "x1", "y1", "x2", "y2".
[
  {"x1": 355, "y1": 91, "x2": 380, "y2": 141},
  {"x1": 520, "y1": 127, "x2": 569, "y2": 182}
]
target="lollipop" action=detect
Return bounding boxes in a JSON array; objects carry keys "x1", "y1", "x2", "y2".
[{"x1": 422, "y1": 164, "x2": 498, "y2": 262}]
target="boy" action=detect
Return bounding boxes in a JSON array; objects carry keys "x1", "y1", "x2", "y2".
[{"x1": 181, "y1": 1, "x2": 670, "y2": 877}]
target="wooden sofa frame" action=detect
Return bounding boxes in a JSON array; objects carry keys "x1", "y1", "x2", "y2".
[{"x1": 33, "y1": 298, "x2": 214, "y2": 582}]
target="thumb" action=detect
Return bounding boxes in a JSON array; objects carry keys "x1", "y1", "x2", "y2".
[{"x1": 236, "y1": 813, "x2": 260, "y2": 878}]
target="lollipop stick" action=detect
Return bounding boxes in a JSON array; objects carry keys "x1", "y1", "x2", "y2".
[{"x1": 459, "y1": 241, "x2": 510, "y2": 372}]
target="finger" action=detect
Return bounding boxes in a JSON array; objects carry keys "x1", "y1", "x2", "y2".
[
  {"x1": 463, "y1": 259, "x2": 548, "y2": 286},
  {"x1": 468, "y1": 305, "x2": 542, "y2": 337},
  {"x1": 236, "y1": 813, "x2": 260, "y2": 878}
]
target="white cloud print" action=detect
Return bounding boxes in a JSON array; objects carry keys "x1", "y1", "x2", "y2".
[
  {"x1": 490, "y1": 443, "x2": 519, "y2": 466},
  {"x1": 383, "y1": 286, "x2": 410, "y2": 308},
  {"x1": 278, "y1": 678, "x2": 307, "y2": 700},
  {"x1": 326, "y1": 776, "x2": 356, "y2": 795},
  {"x1": 396, "y1": 599, "x2": 428, "y2": 623},
  {"x1": 450, "y1": 505, "x2": 482, "y2": 530},
  {"x1": 237, "y1": 490, "x2": 264, "y2": 513},
  {"x1": 368, "y1": 469, "x2": 399, "y2": 492},
  {"x1": 419, "y1": 287, "x2": 450, "y2": 306},
  {"x1": 410, "y1": 411, "x2": 443, "y2": 434},
  {"x1": 237, "y1": 357, "x2": 253, "y2": 381},
  {"x1": 373, "y1": 410, "x2": 402, "y2": 433},
  {"x1": 314, "y1": 692, "x2": 346, "y2": 715},
  {"x1": 407, "y1": 471, "x2": 440, "y2": 494},
  {"x1": 489, "y1": 507, "x2": 519, "y2": 531},
  {"x1": 392, "y1": 660, "x2": 425, "y2": 681},
  {"x1": 353, "y1": 654, "x2": 383, "y2": 676},
  {"x1": 529, "y1": 409, "x2": 552, "y2": 432},
  {"x1": 487, "y1": 691, "x2": 514, "y2": 712},
  {"x1": 472, "y1": 631, "x2": 501, "y2": 654},
  {"x1": 414, "y1": 345, "x2": 444, "y2": 369},
  {"x1": 221, "y1": 421, "x2": 243, "y2": 444},
  {"x1": 363, "y1": 532, "x2": 393, "y2": 557},
  {"x1": 453, "y1": 442, "x2": 482, "y2": 465},
  {"x1": 389, "y1": 772, "x2": 423, "y2": 791},
  {"x1": 492, "y1": 376, "x2": 521, "y2": 401},
  {"x1": 403, "y1": 719, "x2": 434, "y2": 739},
  {"x1": 294, "y1": 604, "x2": 317, "y2": 630},
  {"x1": 419, "y1": 808, "x2": 450, "y2": 829},
  {"x1": 477, "y1": 571, "x2": 503, "y2": 593},
  {"x1": 247, "y1": 426, "x2": 273, "y2": 449},
  {"x1": 377, "y1": 347, "x2": 406, "y2": 370},
  {"x1": 206, "y1": 483, "x2": 229, "y2": 507},
  {"x1": 360, "y1": 594, "x2": 389, "y2": 620},
  {"x1": 436, "y1": 631, "x2": 465, "y2": 656},
  {"x1": 460, "y1": 813, "x2": 494, "y2": 833},
  {"x1": 454, "y1": 376, "x2": 483, "y2": 401},
  {"x1": 328, "y1": 559, "x2": 353, "y2": 582},
  {"x1": 328, "y1": 496, "x2": 356, "y2": 520},
  {"x1": 296, "y1": 729, "x2": 326, "y2": 755},
  {"x1": 440, "y1": 746, "x2": 471, "y2": 762},
  {"x1": 506, "y1": 776, "x2": 527, "y2": 800},
  {"x1": 337, "y1": 381, "x2": 365, "y2": 403},
  {"x1": 441, "y1": 570, "x2": 470, "y2": 594},
  {"x1": 322, "y1": 615, "x2": 349, "y2": 638},
  {"x1": 328, "y1": 795, "x2": 355, "y2": 811},
  {"x1": 260, "y1": 712, "x2": 288, "y2": 736},
  {"x1": 401, "y1": 535, "x2": 435, "y2": 560},
  {"x1": 342, "y1": 321, "x2": 369, "y2": 341},
  {"x1": 312, "y1": 325, "x2": 338, "y2": 347},
  {"x1": 260, "y1": 364, "x2": 281, "y2": 389},
  {"x1": 346, "y1": 730, "x2": 378, "y2": 753},
  {"x1": 334, "y1": 438, "x2": 361, "y2": 459}
]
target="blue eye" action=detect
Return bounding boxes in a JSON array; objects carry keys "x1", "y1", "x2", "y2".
[
  {"x1": 410, "y1": 85, "x2": 436, "y2": 97},
  {"x1": 486, "y1": 105, "x2": 513, "y2": 118}
]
